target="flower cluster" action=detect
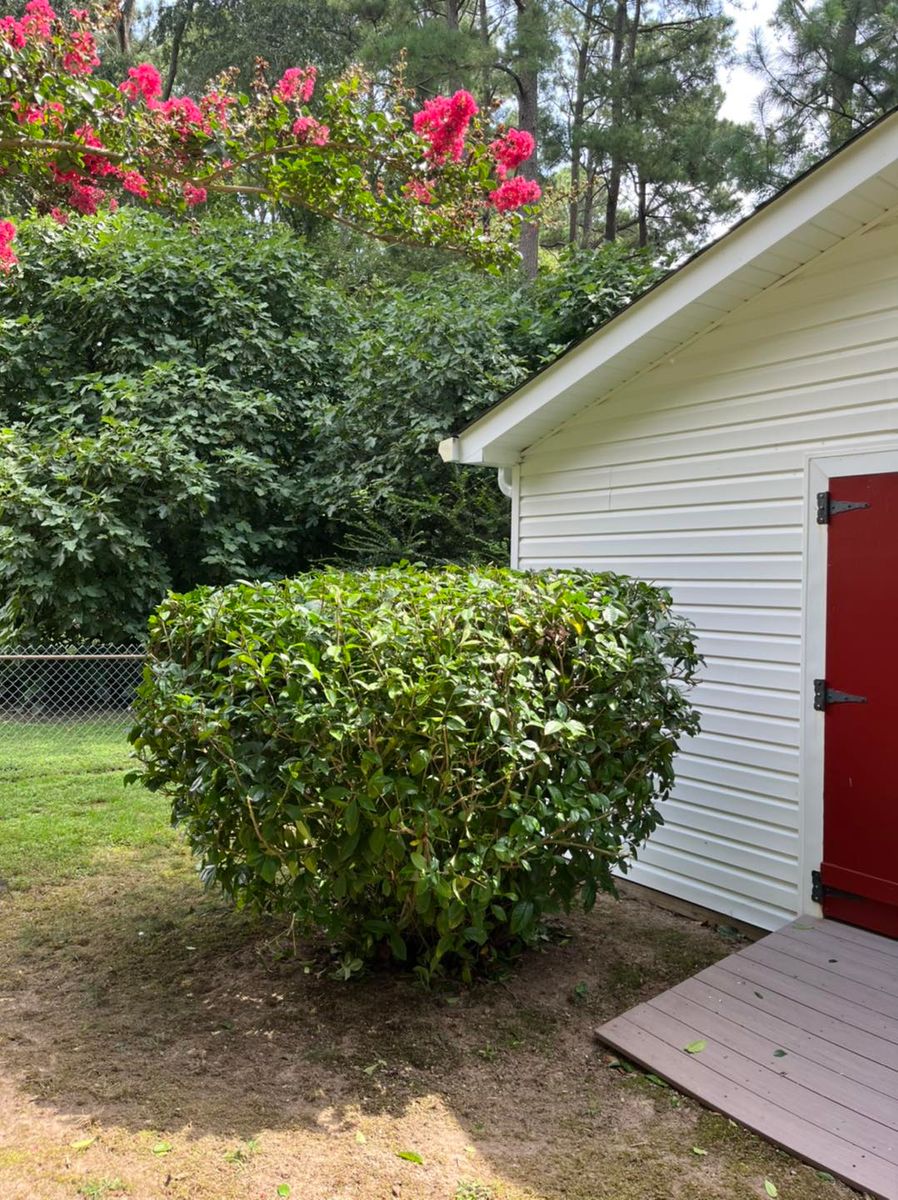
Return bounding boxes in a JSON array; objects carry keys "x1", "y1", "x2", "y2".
[
  {"x1": 61, "y1": 22, "x2": 98, "y2": 74},
  {"x1": 274, "y1": 66, "x2": 316, "y2": 104},
  {"x1": 119, "y1": 62, "x2": 163, "y2": 104},
  {"x1": 292, "y1": 115, "x2": 329, "y2": 145},
  {"x1": 0, "y1": 220, "x2": 16, "y2": 271},
  {"x1": 489, "y1": 175, "x2": 541, "y2": 212},
  {"x1": 183, "y1": 182, "x2": 207, "y2": 207},
  {"x1": 22, "y1": 0, "x2": 54, "y2": 38},
  {"x1": 413, "y1": 89, "x2": 478, "y2": 164},
  {"x1": 403, "y1": 179, "x2": 434, "y2": 205},
  {"x1": 1, "y1": 0, "x2": 97, "y2": 70},
  {"x1": 489, "y1": 128, "x2": 535, "y2": 180}
]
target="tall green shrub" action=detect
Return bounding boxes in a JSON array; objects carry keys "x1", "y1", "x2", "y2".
[{"x1": 132, "y1": 566, "x2": 700, "y2": 979}]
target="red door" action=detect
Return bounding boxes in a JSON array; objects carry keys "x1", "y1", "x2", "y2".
[{"x1": 820, "y1": 472, "x2": 898, "y2": 939}]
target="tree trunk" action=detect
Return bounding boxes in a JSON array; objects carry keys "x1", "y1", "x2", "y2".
[
  {"x1": 115, "y1": 0, "x2": 135, "y2": 54},
  {"x1": 517, "y1": 64, "x2": 539, "y2": 276},
  {"x1": 828, "y1": 0, "x2": 860, "y2": 149},
  {"x1": 512, "y1": 0, "x2": 542, "y2": 277},
  {"x1": 568, "y1": 0, "x2": 594, "y2": 245},
  {"x1": 580, "y1": 151, "x2": 596, "y2": 248},
  {"x1": 163, "y1": 0, "x2": 196, "y2": 101},
  {"x1": 637, "y1": 174, "x2": 647, "y2": 246},
  {"x1": 602, "y1": 0, "x2": 627, "y2": 242}
]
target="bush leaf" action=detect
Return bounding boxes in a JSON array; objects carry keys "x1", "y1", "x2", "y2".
[
  {"x1": 396, "y1": 1150, "x2": 424, "y2": 1164},
  {"x1": 683, "y1": 1039, "x2": 706, "y2": 1054}
]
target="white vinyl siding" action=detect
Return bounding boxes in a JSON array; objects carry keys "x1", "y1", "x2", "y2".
[{"x1": 516, "y1": 208, "x2": 898, "y2": 931}]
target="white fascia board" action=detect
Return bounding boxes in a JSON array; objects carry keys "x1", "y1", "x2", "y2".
[{"x1": 449, "y1": 112, "x2": 898, "y2": 468}]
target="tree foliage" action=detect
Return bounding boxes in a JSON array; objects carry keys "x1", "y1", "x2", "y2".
[
  {"x1": 0, "y1": 211, "x2": 658, "y2": 640},
  {"x1": 0, "y1": 214, "x2": 345, "y2": 638},
  {"x1": 130, "y1": 565, "x2": 701, "y2": 980},
  {"x1": 751, "y1": 0, "x2": 898, "y2": 166}
]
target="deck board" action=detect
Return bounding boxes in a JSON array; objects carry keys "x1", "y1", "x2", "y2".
[{"x1": 595, "y1": 917, "x2": 898, "y2": 1198}]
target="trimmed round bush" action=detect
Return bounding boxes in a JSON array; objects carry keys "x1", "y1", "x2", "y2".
[{"x1": 131, "y1": 566, "x2": 700, "y2": 979}]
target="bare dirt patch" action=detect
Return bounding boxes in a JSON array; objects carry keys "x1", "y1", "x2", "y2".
[{"x1": 0, "y1": 852, "x2": 855, "y2": 1200}]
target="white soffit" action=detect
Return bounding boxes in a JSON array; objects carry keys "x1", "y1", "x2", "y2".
[{"x1": 440, "y1": 110, "x2": 898, "y2": 468}]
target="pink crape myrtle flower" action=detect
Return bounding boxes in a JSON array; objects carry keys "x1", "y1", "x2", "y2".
[
  {"x1": 200, "y1": 90, "x2": 235, "y2": 129},
  {"x1": 63, "y1": 28, "x2": 99, "y2": 75},
  {"x1": 21, "y1": 0, "x2": 55, "y2": 40},
  {"x1": 0, "y1": 220, "x2": 17, "y2": 271},
  {"x1": 488, "y1": 175, "x2": 541, "y2": 212},
  {"x1": 489, "y1": 128, "x2": 534, "y2": 180},
  {"x1": 49, "y1": 206, "x2": 68, "y2": 224},
  {"x1": 121, "y1": 170, "x2": 149, "y2": 198},
  {"x1": 275, "y1": 66, "x2": 316, "y2": 104},
  {"x1": 12, "y1": 99, "x2": 62, "y2": 124},
  {"x1": 413, "y1": 90, "x2": 477, "y2": 164},
  {"x1": 403, "y1": 179, "x2": 434, "y2": 204},
  {"x1": 292, "y1": 116, "x2": 329, "y2": 145},
  {"x1": 68, "y1": 180, "x2": 104, "y2": 213},
  {"x1": 159, "y1": 95, "x2": 207, "y2": 133},
  {"x1": 183, "y1": 182, "x2": 207, "y2": 207},
  {"x1": 119, "y1": 63, "x2": 163, "y2": 104},
  {"x1": 0, "y1": 15, "x2": 26, "y2": 48}
]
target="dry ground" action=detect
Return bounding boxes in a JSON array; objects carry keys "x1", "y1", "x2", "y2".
[{"x1": 0, "y1": 740, "x2": 856, "y2": 1200}]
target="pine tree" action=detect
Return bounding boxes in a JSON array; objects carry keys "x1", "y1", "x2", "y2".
[
  {"x1": 751, "y1": 0, "x2": 898, "y2": 163},
  {"x1": 558, "y1": 0, "x2": 767, "y2": 250}
]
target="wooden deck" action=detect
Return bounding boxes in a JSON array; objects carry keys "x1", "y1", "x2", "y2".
[{"x1": 595, "y1": 917, "x2": 898, "y2": 1199}]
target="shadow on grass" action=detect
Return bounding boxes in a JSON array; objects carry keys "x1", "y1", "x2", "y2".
[
  {"x1": 1, "y1": 863, "x2": 712, "y2": 1081},
  {"x1": 0, "y1": 855, "x2": 845, "y2": 1200}
]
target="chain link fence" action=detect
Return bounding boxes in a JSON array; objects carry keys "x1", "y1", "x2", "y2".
[{"x1": 0, "y1": 645, "x2": 145, "y2": 773}]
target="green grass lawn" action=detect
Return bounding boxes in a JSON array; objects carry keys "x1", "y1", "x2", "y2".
[{"x1": 0, "y1": 720, "x2": 175, "y2": 890}]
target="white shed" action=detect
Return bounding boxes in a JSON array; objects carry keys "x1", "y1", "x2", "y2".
[{"x1": 441, "y1": 110, "x2": 898, "y2": 939}]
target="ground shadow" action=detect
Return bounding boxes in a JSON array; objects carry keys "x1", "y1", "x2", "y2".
[{"x1": 0, "y1": 868, "x2": 847, "y2": 1200}]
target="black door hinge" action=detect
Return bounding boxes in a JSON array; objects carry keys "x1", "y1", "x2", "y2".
[
  {"x1": 813, "y1": 679, "x2": 867, "y2": 711},
  {"x1": 812, "y1": 868, "x2": 862, "y2": 905},
  {"x1": 816, "y1": 491, "x2": 871, "y2": 524}
]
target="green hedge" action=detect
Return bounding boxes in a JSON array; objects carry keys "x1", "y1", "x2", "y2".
[{"x1": 131, "y1": 566, "x2": 700, "y2": 979}]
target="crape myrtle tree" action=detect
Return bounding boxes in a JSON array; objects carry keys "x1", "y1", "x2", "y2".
[{"x1": 0, "y1": 0, "x2": 541, "y2": 270}]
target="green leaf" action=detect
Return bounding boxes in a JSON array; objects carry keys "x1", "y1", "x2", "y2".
[
  {"x1": 396, "y1": 1150, "x2": 424, "y2": 1164},
  {"x1": 815, "y1": 1171, "x2": 835, "y2": 1183},
  {"x1": 510, "y1": 899, "x2": 534, "y2": 935},
  {"x1": 764, "y1": 1180, "x2": 778, "y2": 1198},
  {"x1": 152, "y1": 1141, "x2": 173, "y2": 1156},
  {"x1": 410, "y1": 851, "x2": 427, "y2": 872},
  {"x1": 277, "y1": 1185, "x2": 292, "y2": 1197},
  {"x1": 409, "y1": 748, "x2": 430, "y2": 775},
  {"x1": 691, "y1": 1147, "x2": 708, "y2": 1156},
  {"x1": 69, "y1": 1137, "x2": 96, "y2": 1152},
  {"x1": 772, "y1": 1048, "x2": 787, "y2": 1058},
  {"x1": 683, "y1": 1040, "x2": 706, "y2": 1054}
]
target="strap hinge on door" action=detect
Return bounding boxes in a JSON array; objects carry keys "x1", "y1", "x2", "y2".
[
  {"x1": 813, "y1": 679, "x2": 867, "y2": 710},
  {"x1": 816, "y1": 491, "x2": 871, "y2": 524},
  {"x1": 811, "y1": 868, "x2": 863, "y2": 905}
]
